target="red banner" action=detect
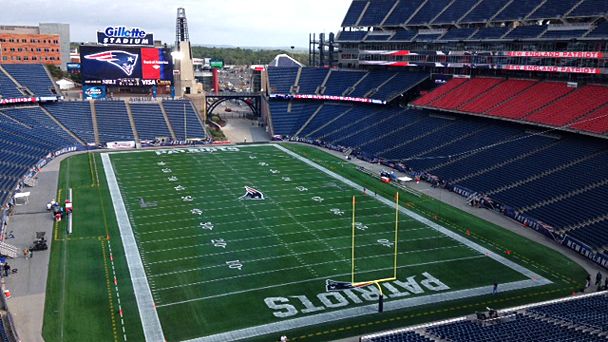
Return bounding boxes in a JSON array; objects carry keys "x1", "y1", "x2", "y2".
[
  {"x1": 141, "y1": 48, "x2": 161, "y2": 80},
  {"x1": 503, "y1": 65, "x2": 602, "y2": 74},
  {"x1": 507, "y1": 51, "x2": 603, "y2": 59}
]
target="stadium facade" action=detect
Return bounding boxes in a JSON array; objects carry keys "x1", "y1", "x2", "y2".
[{"x1": 0, "y1": 23, "x2": 70, "y2": 69}]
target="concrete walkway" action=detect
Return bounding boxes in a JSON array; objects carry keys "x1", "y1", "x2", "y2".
[
  {"x1": 3, "y1": 156, "x2": 63, "y2": 342},
  {"x1": 222, "y1": 118, "x2": 270, "y2": 144}
]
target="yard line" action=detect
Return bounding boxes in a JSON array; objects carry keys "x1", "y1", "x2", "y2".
[
  {"x1": 145, "y1": 235, "x2": 446, "y2": 265},
  {"x1": 154, "y1": 254, "x2": 486, "y2": 308},
  {"x1": 151, "y1": 245, "x2": 469, "y2": 291},
  {"x1": 137, "y1": 218, "x2": 416, "y2": 237}
]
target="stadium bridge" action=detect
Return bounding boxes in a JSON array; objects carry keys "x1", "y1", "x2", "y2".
[{"x1": 205, "y1": 92, "x2": 262, "y2": 118}]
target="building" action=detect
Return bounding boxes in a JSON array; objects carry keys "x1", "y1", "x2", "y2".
[{"x1": 0, "y1": 23, "x2": 70, "y2": 69}]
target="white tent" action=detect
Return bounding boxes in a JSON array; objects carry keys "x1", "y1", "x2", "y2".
[
  {"x1": 56, "y1": 78, "x2": 76, "y2": 90},
  {"x1": 13, "y1": 192, "x2": 30, "y2": 205}
]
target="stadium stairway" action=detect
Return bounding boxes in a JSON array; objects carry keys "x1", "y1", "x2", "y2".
[
  {"x1": 89, "y1": 101, "x2": 100, "y2": 145},
  {"x1": 157, "y1": 101, "x2": 178, "y2": 141},
  {"x1": 124, "y1": 101, "x2": 141, "y2": 143},
  {"x1": 292, "y1": 67, "x2": 302, "y2": 94}
]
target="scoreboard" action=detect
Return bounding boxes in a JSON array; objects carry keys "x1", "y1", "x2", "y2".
[{"x1": 80, "y1": 46, "x2": 174, "y2": 86}]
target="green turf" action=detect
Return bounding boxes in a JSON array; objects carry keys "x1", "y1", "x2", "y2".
[{"x1": 43, "y1": 144, "x2": 587, "y2": 342}]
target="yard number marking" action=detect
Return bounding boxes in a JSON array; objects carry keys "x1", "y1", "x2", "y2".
[
  {"x1": 312, "y1": 196, "x2": 324, "y2": 203},
  {"x1": 200, "y1": 222, "x2": 214, "y2": 230},
  {"x1": 191, "y1": 209, "x2": 203, "y2": 216},
  {"x1": 296, "y1": 186, "x2": 309, "y2": 192},
  {"x1": 330, "y1": 208, "x2": 344, "y2": 216},
  {"x1": 226, "y1": 260, "x2": 243, "y2": 270},
  {"x1": 212, "y1": 239, "x2": 227, "y2": 248},
  {"x1": 377, "y1": 239, "x2": 394, "y2": 248}
]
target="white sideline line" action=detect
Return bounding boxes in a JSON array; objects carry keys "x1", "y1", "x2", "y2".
[{"x1": 101, "y1": 153, "x2": 165, "y2": 342}]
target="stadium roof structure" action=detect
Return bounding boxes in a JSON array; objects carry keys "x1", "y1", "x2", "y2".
[{"x1": 268, "y1": 53, "x2": 303, "y2": 68}]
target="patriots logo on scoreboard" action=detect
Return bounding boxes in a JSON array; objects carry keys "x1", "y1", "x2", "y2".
[
  {"x1": 84, "y1": 50, "x2": 139, "y2": 76},
  {"x1": 240, "y1": 186, "x2": 265, "y2": 200}
]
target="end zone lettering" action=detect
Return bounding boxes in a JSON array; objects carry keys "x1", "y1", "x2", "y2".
[
  {"x1": 265, "y1": 272, "x2": 450, "y2": 318},
  {"x1": 155, "y1": 147, "x2": 240, "y2": 155}
]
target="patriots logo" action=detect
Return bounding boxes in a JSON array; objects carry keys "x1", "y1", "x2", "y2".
[
  {"x1": 240, "y1": 186, "x2": 265, "y2": 200},
  {"x1": 84, "y1": 50, "x2": 139, "y2": 76},
  {"x1": 325, "y1": 279, "x2": 372, "y2": 292}
]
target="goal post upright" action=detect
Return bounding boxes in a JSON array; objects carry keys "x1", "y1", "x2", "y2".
[{"x1": 351, "y1": 195, "x2": 356, "y2": 284}]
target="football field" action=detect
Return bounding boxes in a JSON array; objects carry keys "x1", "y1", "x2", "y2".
[{"x1": 100, "y1": 144, "x2": 551, "y2": 341}]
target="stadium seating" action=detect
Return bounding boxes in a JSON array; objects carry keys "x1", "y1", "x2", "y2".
[
  {"x1": 162, "y1": 100, "x2": 206, "y2": 140},
  {"x1": 348, "y1": 71, "x2": 395, "y2": 98},
  {"x1": 438, "y1": 28, "x2": 478, "y2": 41},
  {"x1": 270, "y1": 102, "x2": 320, "y2": 136},
  {"x1": 461, "y1": 0, "x2": 510, "y2": 23},
  {"x1": 383, "y1": 0, "x2": 426, "y2": 26},
  {"x1": 527, "y1": 0, "x2": 581, "y2": 20},
  {"x1": 504, "y1": 25, "x2": 547, "y2": 39},
  {"x1": 525, "y1": 85, "x2": 608, "y2": 127},
  {"x1": 433, "y1": 0, "x2": 481, "y2": 25},
  {"x1": 459, "y1": 79, "x2": 537, "y2": 113},
  {"x1": 407, "y1": 0, "x2": 452, "y2": 25},
  {"x1": 130, "y1": 103, "x2": 172, "y2": 141},
  {"x1": 370, "y1": 72, "x2": 428, "y2": 101},
  {"x1": 470, "y1": 26, "x2": 510, "y2": 40},
  {"x1": 297, "y1": 104, "x2": 353, "y2": 137},
  {"x1": 570, "y1": 0, "x2": 608, "y2": 17},
  {"x1": 94, "y1": 101, "x2": 134, "y2": 143},
  {"x1": 411, "y1": 78, "x2": 468, "y2": 106},
  {"x1": 322, "y1": 70, "x2": 366, "y2": 96},
  {"x1": 342, "y1": 0, "x2": 369, "y2": 26},
  {"x1": 1, "y1": 107, "x2": 79, "y2": 146},
  {"x1": 297, "y1": 68, "x2": 329, "y2": 94},
  {"x1": 570, "y1": 105, "x2": 608, "y2": 134},
  {"x1": 1, "y1": 64, "x2": 56, "y2": 97},
  {"x1": 364, "y1": 293, "x2": 608, "y2": 342},
  {"x1": 487, "y1": 82, "x2": 574, "y2": 119},
  {"x1": 358, "y1": 0, "x2": 396, "y2": 27},
  {"x1": 587, "y1": 21, "x2": 608, "y2": 37},
  {"x1": 428, "y1": 78, "x2": 504, "y2": 110},
  {"x1": 390, "y1": 29, "x2": 417, "y2": 41},
  {"x1": 267, "y1": 67, "x2": 299, "y2": 94},
  {"x1": 336, "y1": 30, "x2": 367, "y2": 42},
  {"x1": 268, "y1": 68, "x2": 429, "y2": 103},
  {"x1": 491, "y1": 0, "x2": 544, "y2": 21},
  {"x1": 43, "y1": 102, "x2": 96, "y2": 144},
  {"x1": 428, "y1": 313, "x2": 606, "y2": 341},
  {"x1": 0, "y1": 71, "x2": 24, "y2": 99},
  {"x1": 541, "y1": 29, "x2": 588, "y2": 39}
]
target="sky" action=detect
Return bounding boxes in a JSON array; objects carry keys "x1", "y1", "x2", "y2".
[{"x1": 3, "y1": 0, "x2": 352, "y2": 48}]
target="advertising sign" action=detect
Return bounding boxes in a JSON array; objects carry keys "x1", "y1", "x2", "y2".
[
  {"x1": 83, "y1": 85, "x2": 107, "y2": 99},
  {"x1": 97, "y1": 26, "x2": 154, "y2": 46}
]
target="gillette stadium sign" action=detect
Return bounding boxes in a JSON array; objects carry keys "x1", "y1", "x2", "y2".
[{"x1": 97, "y1": 26, "x2": 154, "y2": 46}]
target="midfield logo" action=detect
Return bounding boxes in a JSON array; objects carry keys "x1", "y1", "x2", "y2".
[
  {"x1": 84, "y1": 50, "x2": 139, "y2": 76},
  {"x1": 240, "y1": 186, "x2": 265, "y2": 200}
]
